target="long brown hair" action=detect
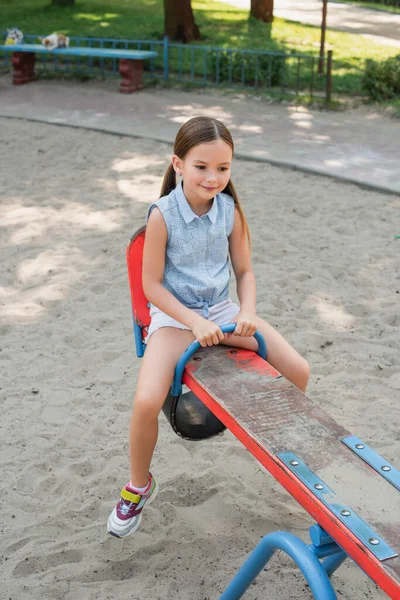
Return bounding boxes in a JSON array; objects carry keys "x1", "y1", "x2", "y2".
[{"x1": 160, "y1": 116, "x2": 251, "y2": 247}]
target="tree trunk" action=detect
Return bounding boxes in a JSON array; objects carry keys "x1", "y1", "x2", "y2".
[
  {"x1": 250, "y1": 0, "x2": 274, "y2": 23},
  {"x1": 318, "y1": 0, "x2": 328, "y2": 75},
  {"x1": 164, "y1": 0, "x2": 201, "y2": 43},
  {"x1": 51, "y1": 0, "x2": 75, "y2": 5}
]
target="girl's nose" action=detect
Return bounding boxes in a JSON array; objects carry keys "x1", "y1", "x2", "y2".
[{"x1": 206, "y1": 172, "x2": 217, "y2": 183}]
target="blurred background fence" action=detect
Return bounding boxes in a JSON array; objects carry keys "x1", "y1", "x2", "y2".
[{"x1": 1, "y1": 33, "x2": 367, "y2": 101}]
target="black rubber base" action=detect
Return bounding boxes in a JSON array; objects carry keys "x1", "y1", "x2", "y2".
[{"x1": 162, "y1": 390, "x2": 226, "y2": 441}]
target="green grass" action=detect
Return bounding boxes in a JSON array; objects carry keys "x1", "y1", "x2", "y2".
[
  {"x1": 0, "y1": 0, "x2": 162, "y2": 39},
  {"x1": 1, "y1": 0, "x2": 399, "y2": 98},
  {"x1": 1, "y1": 0, "x2": 397, "y2": 60}
]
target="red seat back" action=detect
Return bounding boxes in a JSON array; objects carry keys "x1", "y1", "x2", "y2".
[{"x1": 126, "y1": 226, "x2": 150, "y2": 354}]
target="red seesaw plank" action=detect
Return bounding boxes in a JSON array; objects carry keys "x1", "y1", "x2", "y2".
[{"x1": 182, "y1": 345, "x2": 400, "y2": 600}]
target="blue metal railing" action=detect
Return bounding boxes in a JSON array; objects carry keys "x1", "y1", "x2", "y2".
[
  {"x1": 165, "y1": 40, "x2": 322, "y2": 96},
  {"x1": 1, "y1": 32, "x2": 360, "y2": 99}
]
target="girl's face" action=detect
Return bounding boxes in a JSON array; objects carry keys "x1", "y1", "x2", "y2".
[{"x1": 172, "y1": 139, "x2": 232, "y2": 207}]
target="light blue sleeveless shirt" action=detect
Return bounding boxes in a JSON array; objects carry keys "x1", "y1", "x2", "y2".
[{"x1": 147, "y1": 182, "x2": 235, "y2": 317}]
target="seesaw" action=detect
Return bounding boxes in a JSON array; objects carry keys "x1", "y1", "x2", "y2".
[{"x1": 127, "y1": 227, "x2": 400, "y2": 599}]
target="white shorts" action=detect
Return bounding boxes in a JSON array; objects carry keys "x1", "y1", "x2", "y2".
[{"x1": 146, "y1": 298, "x2": 240, "y2": 342}]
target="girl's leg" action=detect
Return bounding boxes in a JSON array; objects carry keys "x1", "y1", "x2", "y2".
[
  {"x1": 129, "y1": 327, "x2": 195, "y2": 487},
  {"x1": 221, "y1": 317, "x2": 310, "y2": 392}
]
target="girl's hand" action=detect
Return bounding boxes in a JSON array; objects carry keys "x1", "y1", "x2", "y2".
[
  {"x1": 232, "y1": 311, "x2": 257, "y2": 337},
  {"x1": 191, "y1": 317, "x2": 225, "y2": 348}
]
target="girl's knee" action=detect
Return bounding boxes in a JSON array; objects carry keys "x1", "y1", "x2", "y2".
[
  {"x1": 297, "y1": 358, "x2": 310, "y2": 392},
  {"x1": 133, "y1": 391, "x2": 164, "y2": 420}
]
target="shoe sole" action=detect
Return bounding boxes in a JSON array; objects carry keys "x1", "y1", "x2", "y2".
[{"x1": 107, "y1": 479, "x2": 159, "y2": 539}]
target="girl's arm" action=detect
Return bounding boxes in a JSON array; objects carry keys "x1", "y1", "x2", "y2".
[
  {"x1": 229, "y1": 207, "x2": 257, "y2": 336},
  {"x1": 143, "y1": 208, "x2": 225, "y2": 347}
]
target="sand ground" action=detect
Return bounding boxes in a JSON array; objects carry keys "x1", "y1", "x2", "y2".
[{"x1": 0, "y1": 117, "x2": 399, "y2": 599}]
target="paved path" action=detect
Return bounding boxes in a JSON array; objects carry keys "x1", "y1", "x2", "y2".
[
  {"x1": 225, "y1": 0, "x2": 400, "y2": 47},
  {"x1": 0, "y1": 76, "x2": 399, "y2": 194}
]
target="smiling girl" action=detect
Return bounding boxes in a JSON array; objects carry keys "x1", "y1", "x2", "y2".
[{"x1": 107, "y1": 116, "x2": 310, "y2": 538}]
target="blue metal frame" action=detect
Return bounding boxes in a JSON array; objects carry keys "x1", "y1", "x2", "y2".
[
  {"x1": 279, "y1": 452, "x2": 397, "y2": 561},
  {"x1": 220, "y1": 526, "x2": 347, "y2": 599},
  {"x1": 163, "y1": 35, "x2": 169, "y2": 82},
  {"x1": 133, "y1": 320, "x2": 145, "y2": 358},
  {"x1": 309, "y1": 525, "x2": 348, "y2": 577},
  {"x1": 171, "y1": 324, "x2": 267, "y2": 397},
  {"x1": 342, "y1": 435, "x2": 400, "y2": 491}
]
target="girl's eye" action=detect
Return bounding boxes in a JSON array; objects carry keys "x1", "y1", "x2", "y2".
[{"x1": 195, "y1": 166, "x2": 228, "y2": 171}]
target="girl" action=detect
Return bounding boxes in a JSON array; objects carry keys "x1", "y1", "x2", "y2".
[{"x1": 107, "y1": 116, "x2": 310, "y2": 538}]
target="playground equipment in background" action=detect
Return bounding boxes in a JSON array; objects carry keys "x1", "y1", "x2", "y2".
[{"x1": 127, "y1": 226, "x2": 400, "y2": 599}]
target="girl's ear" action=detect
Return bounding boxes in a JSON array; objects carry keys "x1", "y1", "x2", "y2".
[{"x1": 171, "y1": 155, "x2": 183, "y2": 176}]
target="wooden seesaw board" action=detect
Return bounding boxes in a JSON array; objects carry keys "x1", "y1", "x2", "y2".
[{"x1": 181, "y1": 345, "x2": 400, "y2": 599}]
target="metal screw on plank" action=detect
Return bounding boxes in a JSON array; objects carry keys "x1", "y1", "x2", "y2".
[
  {"x1": 381, "y1": 466, "x2": 391, "y2": 472},
  {"x1": 314, "y1": 484, "x2": 324, "y2": 490},
  {"x1": 369, "y1": 538, "x2": 380, "y2": 546},
  {"x1": 355, "y1": 444, "x2": 365, "y2": 449},
  {"x1": 290, "y1": 460, "x2": 300, "y2": 466},
  {"x1": 341, "y1": 510, "x2": 351, "y2": 517}
]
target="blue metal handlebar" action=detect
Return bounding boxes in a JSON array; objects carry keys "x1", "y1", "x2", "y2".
[{"x1": 171, "y1": 324, "x2": 267, "y2": 397}]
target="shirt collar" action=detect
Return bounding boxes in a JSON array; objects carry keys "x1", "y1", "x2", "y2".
[{"x1": 175, "y1": 181, "x2": 218, "y2": 224}]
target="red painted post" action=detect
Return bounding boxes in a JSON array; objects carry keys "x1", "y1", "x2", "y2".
[
  {"x1": 12, "y1": 51, "x2": 36, "y2": 85},
  {"x1": 119, "y1": 59, "x2": 144, "y2": 93}
]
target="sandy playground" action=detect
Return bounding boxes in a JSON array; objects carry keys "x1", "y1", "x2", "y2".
[{"x1": 0, "y1": 117, "x2": 399, "y2": 600}]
